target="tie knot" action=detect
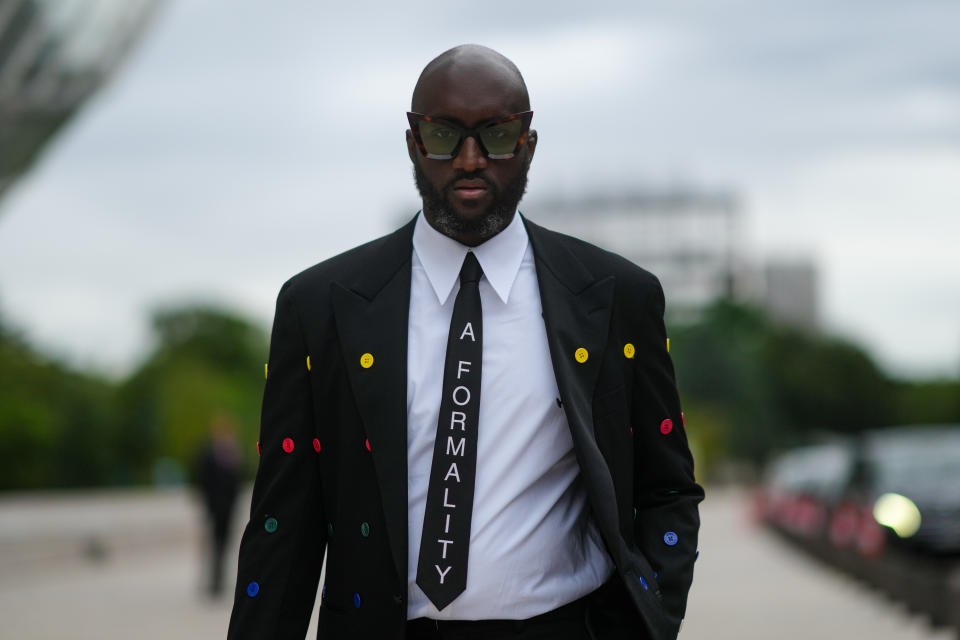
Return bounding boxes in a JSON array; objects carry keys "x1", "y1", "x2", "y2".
[{"x1": 459, "y1": 252, "x2": 483, "y2": 284}]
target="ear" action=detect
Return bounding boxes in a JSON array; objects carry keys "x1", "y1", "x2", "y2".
[{"x1": 406, "y1": 129, "x2": 418, "y2": 164}]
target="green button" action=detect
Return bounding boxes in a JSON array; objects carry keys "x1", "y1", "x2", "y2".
[
  {"x1": 264, "y1": 517, "x2": 278, "y2": 533},
  {"x1": 360, "y1": 522, "x2": 370, "y2": 537},
  {"x1": 327, "y1": 523, "x2": 334, "y2": 538}
]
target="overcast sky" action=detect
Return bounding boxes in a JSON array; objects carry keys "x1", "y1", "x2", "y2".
[{"x1": 1, "y1": 0, "x2": 958, "y2": 378}]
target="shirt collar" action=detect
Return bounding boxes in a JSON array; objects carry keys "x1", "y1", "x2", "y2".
[{"x1": 413, "y1": 211, "x2": 529, "y2": 305}]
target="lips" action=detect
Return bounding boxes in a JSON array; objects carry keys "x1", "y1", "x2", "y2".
[{"x1": 451, "y1": 178, "x2": 489, "y2": 201}]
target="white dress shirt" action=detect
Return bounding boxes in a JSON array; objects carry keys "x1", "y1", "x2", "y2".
[{"x1": 406, "y1": 212, "x2": 614, "y2": 620}]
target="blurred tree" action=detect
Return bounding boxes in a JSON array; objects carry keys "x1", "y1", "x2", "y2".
[
  {"x1": 671, "y1": 300, "x2": 901, "y2": 471},
  {"x1": 118, "y1": 306, "x2": 267, "y2": 483},
  {"x1": 0, "y1": 320, "x2": 119, "y2": 489}
]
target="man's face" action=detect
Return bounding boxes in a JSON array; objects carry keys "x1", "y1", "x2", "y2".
[{"x1": 407, "y1": 66, "x2": 536, "y2": 246}]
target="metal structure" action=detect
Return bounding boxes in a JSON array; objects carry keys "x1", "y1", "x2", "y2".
[
  {"x1": 0, "y1": 0, "x2": 159, "y2": 202},
  {"x1": 527, "y1": 188, "x2": 746, "y2": 317}
]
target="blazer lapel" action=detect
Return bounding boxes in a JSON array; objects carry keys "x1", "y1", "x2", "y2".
[
  {"x1": 330, "y1": 218, "x2": 416, "y2": 586},
  {"x1": 524, "y1": 217, "x2": 628, "y2": 568}
]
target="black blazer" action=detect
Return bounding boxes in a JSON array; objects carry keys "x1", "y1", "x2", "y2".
[{"x1": 228, "y1": 215, "x2": 703, "y2": 639}]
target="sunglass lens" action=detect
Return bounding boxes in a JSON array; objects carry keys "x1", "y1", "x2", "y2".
[
  {"x1": 418, "y1": 121, "x2": 461, "y2": 156},
  {"x1": 480, "y1": 119, "x2": 524, "y2": 156}
]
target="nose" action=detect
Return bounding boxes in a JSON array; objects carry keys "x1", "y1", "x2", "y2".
[{"x1": 452, "y1": 135, "x2": 487, "y2": 172}]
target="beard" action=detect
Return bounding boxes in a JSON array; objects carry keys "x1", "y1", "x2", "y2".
[{"x1": 413, "y1": 159, "x2": 529, "y2": 244}]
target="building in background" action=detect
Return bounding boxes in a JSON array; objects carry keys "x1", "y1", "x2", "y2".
[
  {"x1": 0, "y1": 0, "x2": 159, "y2": 203},
  {"x1": 527, "y1": 188, "x2": 819, "y2": 329}
]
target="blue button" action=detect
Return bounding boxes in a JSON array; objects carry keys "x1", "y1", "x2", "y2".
[
  {"x1": 322, "y1": 583, "x2": 327, "y2": 599},
  {"x1": 639, "y1": 576, "x2": 649, "y2": 590},
  {"x1": 653, "y1": 571, "x2": 659, "y2": 578},
  {"x1": 695, "y1": 550, "x2": 700, "y2": 560},
  {"x1": 663, "y1": 531, "x2": 678, "y2": 546},
  {"x1": 247, "y1": 581, "x2": 260, "y2": 597},
  {"x1": 264, "y1": 517, "x2": 278, "y2": 533},
  {"x1": 353, "y1": 592, "x2": 362, "y2": 608}
]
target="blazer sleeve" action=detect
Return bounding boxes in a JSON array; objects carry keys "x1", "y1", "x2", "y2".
[
  {"x1": 228, "y1": 281, "x2": 326, "y2": 639},
  {"x1": 630, "y1": 278, "x2": 704, "y2": 631}
]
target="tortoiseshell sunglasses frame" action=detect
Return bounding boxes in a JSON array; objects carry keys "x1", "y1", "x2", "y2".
[{"x1": 407, "y1": 110, "x2": 534, "y2": 160}]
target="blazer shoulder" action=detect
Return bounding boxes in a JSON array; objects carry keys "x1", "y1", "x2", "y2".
[
  {"x1": 526, "y1": 217, "x2": 663, "y2": 297},
  {"x1": 278, "y1": 218, "x2": 415, "y2": 306}
]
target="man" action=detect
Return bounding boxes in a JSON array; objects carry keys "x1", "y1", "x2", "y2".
[{"x1": 228, "y1": 45, "x2": 702, "y2": 640}]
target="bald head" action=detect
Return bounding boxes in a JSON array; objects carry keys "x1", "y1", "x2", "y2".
[{"x1": 411, "y1": 44, "x2": 530, "y2": 114}]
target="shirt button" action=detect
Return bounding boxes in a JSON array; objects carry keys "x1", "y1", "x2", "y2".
[
  {"x1": 264, "y1": 517, "x2": 278, "y2": 533},
  {"x1": 360, "y1": 522, "x2": 371, "y2": 537},
  {"x1": 353, "y1": 593, "x2": 362, "y2": 608},
  {"x1": 660, "y1": 419, "x2": 673, "y2": 435},
  {"x1": 282, "y1": 437, "x2": 295, "y2": 453},
  {"x1": 574, "y1": 347, "x2": 588, "y2": 363},
  {"x1": 623, "y1": 343, "x2": 636, "y2": 358},
  {"x1": 365, "y1": 438, "x2": 372, "y2": 451},
  {"x1": 664, "y1": 531, "x2": 679, "y2": 546},
  {"x1": 313, "y1": 438, "x2": 322, "y2": 453},
  {"x1": 327, "y1": 523, "x2": 334, "y2": 538},
  {"x1": 360, "y1": 353, "x2": 374, "y2": 368},
  {"x1": 247, "y1": 581, "x2": 260, "y2": 597}
]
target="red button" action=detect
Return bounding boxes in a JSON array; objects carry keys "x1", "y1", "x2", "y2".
[
  {"x1": 256, "y1": 441, "x2": 262, "y2": 456},
  {"x1": 365, "y1": 438, "x2": 371, "y2": 452},
  {"x1": 313, "y1": 438, "x2": 322, "y2": 453},
  {"x1": 282, "y1": 437, "x2": 295, "y2": 453},
  {"x1": 681, "y1": 412, "x2": 685, "y2": 426},
  {"x1": 660, "y1": 419, "x2": 673, "y2": 435}
]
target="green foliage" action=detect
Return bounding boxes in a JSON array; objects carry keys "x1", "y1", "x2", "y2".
[
  {"x1": 0, "y1": 305, "x2": 266, "y2": 490},
  {"x1": 670, "y1": 300, "x2": 957, "y2": 472},
  {"x1": 1, "y1": 297, "x2": 956, "y2": 490}
]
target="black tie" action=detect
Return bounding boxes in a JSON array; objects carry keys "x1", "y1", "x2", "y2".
[{"x1": 416, "y1": 251, "x2": 484, "y2": 610}]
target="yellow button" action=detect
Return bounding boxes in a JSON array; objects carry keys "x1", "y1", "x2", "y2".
[
  {"x1": 264, "y1": 363, "x2": 268, "y2": 379},
  {"x1": 666, "y1": 338, "x2": 671, "y2": 353},
  {"x1": 623, "y1": 343, "x2": 635, "y2": 359},
  {"x1": 360, "y1": 353, "x2": 374, "y2": 369},
  {"x1": 574, "y1": 347, "x2": 588, "y2": 363},
  {"x1": 306, "y1": 355, "x2": 311, "y2": 371}
]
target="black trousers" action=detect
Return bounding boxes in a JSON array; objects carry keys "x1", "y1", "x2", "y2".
[{"x1": 406, "y1": 575, "x2": 651, "y2": 640}]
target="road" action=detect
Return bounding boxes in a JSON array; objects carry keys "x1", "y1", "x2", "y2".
[{"x1": 0, "y1": 487, "x2": 954, "y2": 639}]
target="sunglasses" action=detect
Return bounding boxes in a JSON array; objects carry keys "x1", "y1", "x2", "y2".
[{"x1": 407, "y1": 110, "x2": 533, "y2": 160}]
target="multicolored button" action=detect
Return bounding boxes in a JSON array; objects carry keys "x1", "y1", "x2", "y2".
[
  {"x1": 623, "y1": 343, "x2": 636, "y2": 359},
  {"x1": 247, "y1": 581, "x2": 260, "y2": 597},
  {"x1": 664, "y1": 531, "x2": 678, "y2": 546},
  {"x1": 574, "y1": 347, "x2": 589, "y2": 363},
  {"x1": 265, "y1": 517, "x2": 278, "y2": 533},
  {"x1": 360, "y1": 353, "x2": 374, "y2": 368},
  {"x1": 353, "y1": 593, "x2": 362, "y2": 608},
  {"x1": 360, "y1": 522, "x2": 370, "y2": 537},
  {"x1": 313, "y1": 438, "x2": 322, "y2": 453},
  {"x1": 282, "y1": 437, "x2": 295, "y2": 453},
  {"x1": 660, "y1": 419, "x2": 673, "y2": 435}
]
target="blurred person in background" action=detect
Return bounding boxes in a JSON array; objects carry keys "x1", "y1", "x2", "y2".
[
  {"x1": 195, "y1": 413, "x2": 242, "y2": 597},
  {"x1": 228, "y1": 45, "x2": 702, "y2": 639}
]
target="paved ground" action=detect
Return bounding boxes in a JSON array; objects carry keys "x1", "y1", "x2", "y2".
[{"x1": 0, "y1": 487, "x2": 955, "y2": 639}]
